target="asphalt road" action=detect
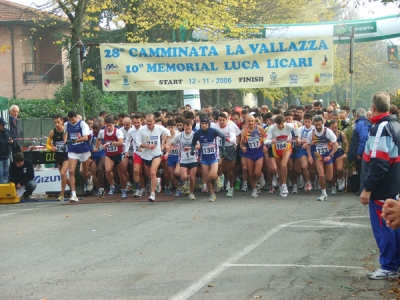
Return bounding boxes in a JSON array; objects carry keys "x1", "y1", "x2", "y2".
[{"x1": 0, "y1": 189, "x2": 394, "y2": 300}]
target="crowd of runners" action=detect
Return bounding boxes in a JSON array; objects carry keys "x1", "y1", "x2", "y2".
[{"x1": 47, "y1": 100, "x2": 358, "y2": 203}]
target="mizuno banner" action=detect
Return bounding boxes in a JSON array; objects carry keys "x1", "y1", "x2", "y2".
[{"x1": 100, "y1": 37, "x2": 334, "y2": 91}]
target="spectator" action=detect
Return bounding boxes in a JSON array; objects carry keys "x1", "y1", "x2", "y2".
[
  {"x1": 389, "y1": 104, "x2": 398, "y2": 116},
  {"x1": 348, "y1": 108, "x2": 371, "y2": 195},
  {"x1": 366, "y1": 111, "x2": 372, "y2": 120},
  {"x1": 9, "y1": 152, "x2": 36, "y2": 200},
  {"x1": 360, "y1": 91, "x2": 400, "y2": 280},
  {"x1": 9, "y1": 104, "x2": 22, "y2": 150},
  {"x1": 0, "y1": 117, "x2": 16, "y2": 183}
]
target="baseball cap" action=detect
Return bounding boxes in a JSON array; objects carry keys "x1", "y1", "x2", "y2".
[
  {"x1": 200, "y1": 117, "x2": 209, "y2": 124},
  {"x1": 0, "y1": 117, "x2": 7, "y2": 126}
]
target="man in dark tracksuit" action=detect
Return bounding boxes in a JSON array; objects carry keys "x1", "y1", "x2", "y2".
[{"x1": 360, "y1": 91, "x2": 400, "y2": 280}]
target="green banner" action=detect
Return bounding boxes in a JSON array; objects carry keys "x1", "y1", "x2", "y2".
[
  {"x1": 0, "y1": 96, "x2": 8, "y2": 111},
  {"x1": 333, "y1": 21, "x2": 376, "y2": 36}
]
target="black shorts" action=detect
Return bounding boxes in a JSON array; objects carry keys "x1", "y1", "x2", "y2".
[
  {"x1": 180, "y1": 162, "x2": 198, "y2": 170},
  {"x1": 142, "y1": 155, "x2": 161, "y2": 167},
  {"x1": 107, "y1": 154, "x2": 122, "y2": 166},
  {"x1": 268, "y1": 147, "x2": 274, "y2": 158},
  {"x1": 55, "y1": 152, "x2": 68, "y2": 166}
]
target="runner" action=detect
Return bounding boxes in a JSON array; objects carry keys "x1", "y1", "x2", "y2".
[
  {"x1": 94, "y1": 115, "x2": 128, "y2": 198},
  {"x1": 164, "y1": 119, "x2": 181, "y2": 196},
  {"x1": 46, "y1": 114, "x2": 70, "y2": 201},
  {"x1": 330, "y1": 120, "x2": 348, "y2": 192},
  {"x1": 90, "y1": 121, "x2": 106, "y2": 196},
  {"x1": 191, "y1": 116, "x2": 226, "y2": 202},
  {"x1": 294, "y1": 113, "x2": 314, "y2": 192},
  {"x1": 136, "y1": 113, "x2": 171, "y2": 202},
  {"x1": 119, "y1": 117, "x2": 133, "y2": 192},
  {"x1": 306, "y1": 115, "x2": 339, "y2": 201},
  {"x1": 171, "y1": 119, "x2": 200, "y2": 200},
  {"x1": 240, "y1": 115, "x2": 266, "y2": 198},
  {"x1": 63, "y1": 111, "x2": 93, "y2": 202},
  {"x1": 215, "y1": 113, "x2": 239, "y2": 197},
  {"x1": 264, "y1": 115, "x2": 297, "y2": 198},
  {"x1": 125, "y1": 114, "x2": 146, "y2": 198}
]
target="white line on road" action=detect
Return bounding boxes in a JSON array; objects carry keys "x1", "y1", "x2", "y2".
[
  {"x1": 225, "y1": 263, "x2": 365, "y2": 269},
  {"x1": 170, "y1": 216, "x2": 369, "y2": 300}
]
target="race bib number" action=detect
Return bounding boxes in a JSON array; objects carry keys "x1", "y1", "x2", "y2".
[
  {"x1": 247, "y1": 137, "x2": 260, "y2": 149},
  {"x1": 107, "y1": 145, "x2": 118, "y2": 152},
  {"x1": 55, "y1": 141, "x2": 66, "y2": 152},
  {"x1": 170, "y1": 146, "x2": 179, "y2": 156},
  {"x1": 147, "y1": 136, "x2": 158, "y2": 146},
  {"x1": 69, "y1": 133, "x2": 82, "y2": 144},
  {"x1": 316, "y1": 143, "x2": 329, "y2": 155},
  {"x1": 276, "y1": 140, "x2": 287, "y2": 150},
  {"x1": 202, "y1": 143, "x2": 216, "y2": 154}
]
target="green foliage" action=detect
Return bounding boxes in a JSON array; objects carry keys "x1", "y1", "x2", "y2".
[
  {"x1": 137, "y1": 91, "x2": 181, "y2": 112},
  {"x1": 344, "y1": 118, "x2": 356, "y2": 170},
  {"x1": 8, "y1": 98, "x2": 69, "y2": 118}
]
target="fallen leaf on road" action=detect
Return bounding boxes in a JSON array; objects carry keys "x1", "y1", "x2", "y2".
[
  {"x1": 16, "y1": 232, "x2": 24, "y2": 235},
  {"x1": 39, "y1": 298, "x2": 48, "y2": 300},
  {"x1": 142, "y1": 206, "x2": 146, "y2": 208},
  {"x1": 308, "y1": 281, "x2": 313, "y2": 284},
  {"x1": 254, "y1": 296, "x2": 261, "y2": 299},
  {"x1": 208, "y1": 284, "x2": 214, "y2": 287},
  {"x1": 66, "y1": 215, "x2": 70, "y2": 218},
  {"x1": 252, "y1": 201, "x2": 255, "y2": 203},
  {"x1": 204, "y1": 290, "x2": 209, "y2": 293}
]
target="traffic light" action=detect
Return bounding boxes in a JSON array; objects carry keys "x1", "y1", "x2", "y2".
[{"x1": 387, "y1": 45, "x2": 398, "y2": 61}]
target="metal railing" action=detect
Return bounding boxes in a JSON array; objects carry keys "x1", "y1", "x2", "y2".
[{"x1": 22, "y1": 63, "x2": 64, "y2": 84}]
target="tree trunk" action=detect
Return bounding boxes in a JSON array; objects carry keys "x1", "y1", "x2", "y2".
[{"x1": 127, "y1": 91, "x2": 138, "y2": 113}]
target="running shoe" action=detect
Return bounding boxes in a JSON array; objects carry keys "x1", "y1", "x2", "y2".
[
  {"x1": 57, "y1": 195, "x2": 64, "y2": 202},
  {"x1": 121, "y1": 189, "x2": 127, "y2": 198},
  {"x1": 189, "y1": 193, "x2": 196, "y2": 201},
  {"x1": 315, "y1": 180, "x2": 321, "y2": 190},
  {"x1": 337, "y1": 179, "x2": 345, "y2": 191},
  {"x1": 256, "y1": 182, "x2": 261, "y2": 192},
  {"x1": 209, "y1": 193, "x2": 216, "y2": 202},
  {"x1": 83, "y1": 184, "x2": 88, "y2": 195},
  {"x1": 280, "y1": 184, "x2": 288, "y2": 198},
  {"x1": 317, "y1": 192, "x2": 328, "y2": 201},
  {"x1": 219, "y1": 174, "x2": 225, "y2": 189},
  {"x1": 226, "y1": 187, "x2": 234, "y2": 197},
  {"x1": 251, "y1": 189, "x2": 258, "y2": 198},
  {"x1": 292, "y1": 184, "x2": 298, "y2": 194},
  {"x1": 234, "y1": 180, "x2": 241, "y2": 190},
  {"x1": 97, "y1": 188, "x2": 105, "y2": 197},
  {"x1": 148, "y1": 192, "x2": 155, "y2": 202},
  {"x1": 202, "y1": 184, "x2": 209, "y2": 193},
  {"x1": 287, "y1": 179, "x2": 292, "y2": 187},
  {"x1": 214, "y1": 179, "x2": 222, "y2": 193},
  {"x1": 181, "y1": 181, "x2": 189, "y2": 193},
  {"x1": 331, "y1": 187, "x2": 337, "y2": 195},
  {"x1": 87, "y1": 176, "x2": 94, "y2": 191},
  {"x1": 165, "y1": 187, "x2": 171, "y2": 195},
  {"x1": 268, "y1": 187, "x2": 275, "y2": 194},
  {"x1": 156, "y1": 178, "x2": 162, "y2": 193},
  {"x1": 126, "y1": 182, "x2": 132, "y2": 192},
  {"x1": 260, "y1": 174, "x2": 266, "y2": 188},
  {"x1": 69, "y1": 195, "x2": 79, "y2": 203},
  {"x1": 305, "y1": 183, "x2": 312, "y2": 193},
  {"x1": 108, "y1": 186, "x2": 115, "y2": 195},
  {"x1": 133, "y1": 188, "x2": 143, "y2": 198},
  {"x1": 241, "y1": 182, "x2": 248, "y2": 192},
  {"x1": 367, "y1": 268, "x2": 399, "y2": 280},
  {"x1": 225, "y1": 181, "x2": 231, "y2": 191},
  {"x1": 174, "y1": 189, "x2": 182, "y2": 197},
  {"x1": 297, "y1": 176, "x2": 304, "y2": 189},
  {"x1": 272, "y1": 175, "x2": 278, "y2": 187}
]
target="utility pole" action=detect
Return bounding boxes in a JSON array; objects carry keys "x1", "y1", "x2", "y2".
[{"x1": 349, "y1": 27, "x2": 355, "y2": 111}]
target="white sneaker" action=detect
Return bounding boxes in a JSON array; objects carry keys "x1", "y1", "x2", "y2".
[
  {"x1": 272, "y1": 175, "x2": 278, "y2": 187},
  {"x1": 126, "y1": 182, "x2": 132, "y2": 192},
  {"x1": 280, "y1": 184, "x2": 288, "y2": 198},
  {"x1": 241, "y1": 182, "x2": 248, "y2": 192},
  {"x1": 209, "y1": 193, "x2": 216, "y2": 202},
  {"x1": 297, "y1": 176, "x2": 304, "y2": 189},
  {"x1": 225, "y1": 181, "x2": 230, "y2": 191},
  {"x1": 338, "y1": 179, "x2": 345, "y2": 191},
  {"x1": 134, "y1": 188, "x2": 143, "y2": 198},
  {"x1": 69, "y1": 195, "x2": 79, "y2": 203},
  {"x1": 219, "y1": 174, "x2": 225, "y2": 188},
  {"x1": 251, "y1": 189, "x2": 258, "y2": 198},
  {"x1": 202, "y1": 184, "x2": 209, "y2": 193},
  {"x1": 148, "y1": 192, "x2": 155, "y2": 202},
  {"x1": 87, "y1": 176, "x2": 93, "y2": 191},
  {"x1": 331, "y1": 187, "x2": 337, "y2": 195},
  {"x1": 367, "y1": 268, "x2": 399, "y2": 280},
  {"x1": 156, "y1": 178, "x2": 162, "y2": 193},
  {"x1": 226, "y1": 187, "x2": 234, "y2": 197},
  {"x1": 292, "y1": 184, "x2": 298, "y2": 194},
  {"x1": 317, "y1": 192, "x2": 328, "y2": 201},
  {"x1": 260, "y1": 174, "x2": 266, "y2": 188},
  {"x1": 287, "y1": 179, "x2": 292, "y2": 187},
  {"x1": 189, "y1": 193, "x2": 196, "y2": 200}
]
